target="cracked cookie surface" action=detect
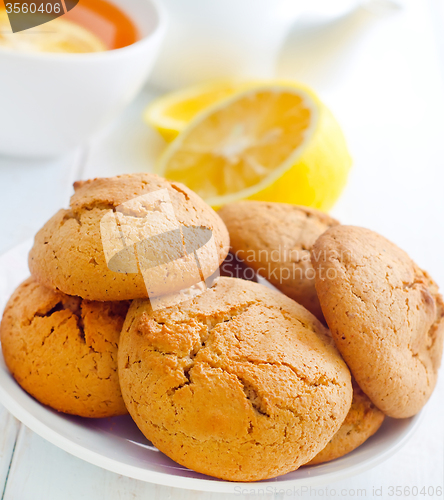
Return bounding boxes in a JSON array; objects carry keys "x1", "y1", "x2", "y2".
[
  {"x1": 312, "y1": 225, "x2": 444, "y2": 418},
  {"x1": 118, "y1": 277, "x2": 352, "y2": 481},
  {"x1": 306, "y1": 378, "x2": 385, "y2": 465},
  {"x1": 218, "y1": 201, "x2": 338, "y2": 320},
  {"x1": 29, "y1": 173, "x2": 229, "y2": 301},
  {"x1": 0, "y1": 278, "x2": 129, "y2": 417}
]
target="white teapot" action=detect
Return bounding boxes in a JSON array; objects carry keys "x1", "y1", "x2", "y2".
[
  {"x1": 149, "y1": 0, "x2": 372, "y2": 89},
  {"x1": 149, "y1": 0, "x2": 304, "y2": 89}
]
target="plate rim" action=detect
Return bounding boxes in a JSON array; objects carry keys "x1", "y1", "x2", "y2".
[
  {"x1": 0, "y1": 375, "x2": 424, "y2": 493},
  {"x1": 0, "y1": 240, "x2": 425, "y2": 493}
]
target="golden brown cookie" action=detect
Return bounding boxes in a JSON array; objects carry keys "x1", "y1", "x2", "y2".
[
  {"x1": 29, "y1": 173, "x2": 230, "y2": 301},
  {"x1": 218, "y1": 201, "x2": 338, "y2": 320},
  {"x1": 312, "y1": 225, "x2": 444, "y2": 418},
  {"x1": 118, "y1": 277, "x2": 352, "y2": 482},
  {"x1": 306, "y1": 379, "x2": 385, "y2": 465},
  {"x1": 0, "y1": 278, "x2": 129, "y2": 418}
]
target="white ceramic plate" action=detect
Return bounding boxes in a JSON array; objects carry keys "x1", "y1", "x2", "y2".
[{"x1": 0, "y1": 240, "x2": 424, "y2": 493}]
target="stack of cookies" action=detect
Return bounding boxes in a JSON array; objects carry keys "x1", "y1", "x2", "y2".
[
  {"x1": 0, "y1": 173, "x2": 229, "y2": 419},
  {"x1": 1, "y1": 174, "x2": 443, "y2": 482}
]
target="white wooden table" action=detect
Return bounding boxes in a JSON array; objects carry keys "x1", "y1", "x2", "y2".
[{"x1": 1, "y1": 1, "x2": 444, "y2": 498}]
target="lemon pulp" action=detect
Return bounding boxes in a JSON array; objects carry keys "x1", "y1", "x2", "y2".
[
  {"x1": 144, "y1": 81, "x2": 245, "y2": 142},
  {"x1": 0, "y1": 9, "x2": 106, "y2": 54},
  {"x1": 156, "y1": 83, "x2": 352, "y2": 211}
]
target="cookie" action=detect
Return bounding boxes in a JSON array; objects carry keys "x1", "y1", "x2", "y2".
[
  {"x1": 0, "y1": 278, "x2": 129, "y2": 418},
  {"x1": 306, "y1": 379, "x2": 385, "y2": 465},
  {"x1": 118, "y1": 277, "x2": 352, "y2": 481},
  {"x1": 218, "y1": 201, "x2": 338, "y2": 320},
  {"x1": 312, "y1": 225, "x2": 444, "y2": 418},
  {"x1": 29, "y1": 173, "x2": 230, "y2": 301}
]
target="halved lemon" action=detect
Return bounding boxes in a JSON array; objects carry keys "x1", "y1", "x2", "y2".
[
  {"x1": 0, "y1": 9, "x2": 106, "y2": 54},
  {"x1": 144, "y1": 81, "x2": 250, "y2": 142},
  {"x1": 157, "y1": 83, "x2": 352, "y2": 211}
]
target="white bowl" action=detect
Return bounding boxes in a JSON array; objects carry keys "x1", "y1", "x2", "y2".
[{"x1": 0, "y1": 0, "x2": 165, "y2": 158}]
